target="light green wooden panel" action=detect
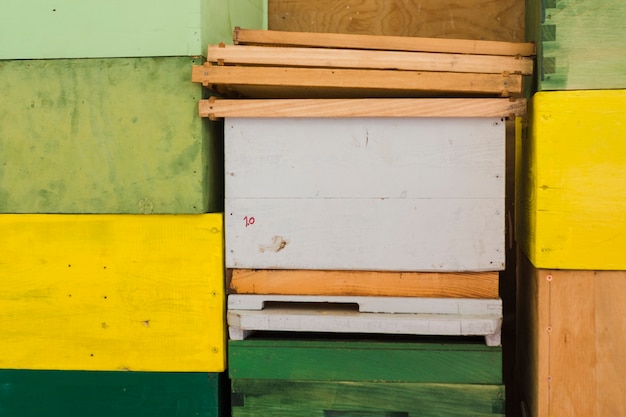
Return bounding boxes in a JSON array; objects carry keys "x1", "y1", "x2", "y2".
[
  {"x1": 0, "y1": 0, "x2": 267, "y2": 59},
  {"x1": 231, "y1": 380, "x2": 505, "y2": 417},
  {"x1": 526, "y1": 0, "x2": 626, "y2": 91},
  {"x1": 0, "y1": 57, "x2": 222, "y2": 214}
]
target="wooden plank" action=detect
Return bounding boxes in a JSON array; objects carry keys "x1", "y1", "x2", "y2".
[
  {"x1": 0, "y1": 214, "x2": 225, "y2": 372},
  {"x1": 231, "y1": 379, "x2": 505, "y2": 416},
  {"x1": 191, "y1": 65, "x2": 523, "y2": 97},
  {"x1": 526, "y1": 0, "x2": 626, "y2": 91},
  {"x1": 516, "y1": 90, "x2": 626, "y2": 269},
  {"x1": 229, "y1": 338, "x2": 502, "y2": 384},
  {"x1": 517, "y1": 252, "x2": 626, "y2": 417},
  {"x1": 208, "y1": 45, "x2": 533, "y2": 75},
  {"x1": 0, "y1": 370, "x2": 227, "y2": 417},
  {"x1": 200, "y1": 98, "x2": 527, "y2": 119},
  {"x1": 268, "y1": 0, "x2": 524, "y2": 43},
  {"x1": 228, "y1": 308, "x2": 502, "y2": 346},
  {"x1": 229, "y1": 269, "x2": 500, "y2": 298},
  {"x1": 0, "y1": 57, "x2": 220, "y2": 214},
  {"x1": 228, "y1": 295, "x2": 502, "y2": 315},
  {"x1": 234, "y1": 28, "x2": 535, "y2": 56}
]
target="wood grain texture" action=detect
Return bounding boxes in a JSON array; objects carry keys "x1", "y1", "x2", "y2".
[
  {"x1": 225, "y1": 117, "x2": 504, "y2": 271},
  {"x1": 234, "y1": 28, "x2": 535, "y2": 56},
  {"x1": 192, "y1": 65, "x2": 522, "y2": 97},
  {"x1": 229, "y1": 338, "x2": 502, "y2": 383},
  {"x1": 200, "y1": 98, "x2": 526, "y2": 119},
  {"x1": 0, "y1": 214, "x2": 225, "y2": 372},
  {"x1": 517, "y1": 253, "x2": 626, "y2": 417},
  {"x1": 228, "y1": 269, "x2": 499, "y2": 298},
  {"x1": 516, "y1": 90, "x2": 626, "y2": 269},
  {"x1": 0, "y1": 370, "x2": 227, "y2": 417},
  {"x1": 207, "y1": 44, "x2": 533, "y2": 74},
  {"x1": 231, "y1": 379, "x2": 505, "y2": 416},
  {"x1": 526, "y1": 0, "x2": 626, "y2": 91},
  {"x1": 268, "y1": 0, "x2": 524, "y2": 42}
]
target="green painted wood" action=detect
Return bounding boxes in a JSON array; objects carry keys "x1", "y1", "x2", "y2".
[
  {"x1": 231, "y1": 379, "x2": 505, "y2": 417},
  {"x1": 0, "y1": 57, "x2": 223, "y2": 213},
  {"x1": 526, "y1": 0, "x2": 626, "y2": 91},
  {"x1": 229, "y1": 338, "x2": 501, "y2": 384},
  {"x1": 0, "y1": 0, "x2": 267, "y2": 59},
  {"x1": 0, "y1": 370, "x2": 227, "y2": 417}
]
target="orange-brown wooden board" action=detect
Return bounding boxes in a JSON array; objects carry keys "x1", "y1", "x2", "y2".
[{"x1": 228, "y1": 269, "x2": 500, "y2": 299}]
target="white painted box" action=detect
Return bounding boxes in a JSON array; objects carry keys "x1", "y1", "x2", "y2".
[{"x1": 225, "y1": 117, "x2": 505, "y2": 271}]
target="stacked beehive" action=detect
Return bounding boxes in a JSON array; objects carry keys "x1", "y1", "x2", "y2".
[
  {"x1": 0, "y1": 1, "x2": 265, "y2": 415},
  {"x1": 193, "y1": 28, "x2": 534, "y2": 416},
  {"x1": 516, "y1": 0, "x2": 626, "y2": 416}
]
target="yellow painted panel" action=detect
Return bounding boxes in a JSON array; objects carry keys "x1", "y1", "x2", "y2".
[
  {"x1": 0, "y1": 214, "x2": 225, "y2": 372},
  {"x1": 517, "y1": 90, "x2": 626, "y2": 269}
]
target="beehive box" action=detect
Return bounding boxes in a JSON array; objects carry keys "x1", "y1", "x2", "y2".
[
  {"x1": 516, "y1": 90, "x2": 626, "y2": 269},
  {"x1": 526, "y1": 0, "x2": 626, "y2": 91},
  {"x1": 230, "y1": 336, "x2": 505, "y2": 416},
  {"x1": 0, "y1": 57, "x2": 221, "y2": 213},
  {"x1": 0, "y1": 214, "x2": 225, "y2": 372},
  {"x1": 225, "y1": 116, "x2": 506, "y2": 271},
  {"x1": 0, "y1": 0, "x2": 266, "y2": 59},
  {"x1": 516, "y1": 251, "x2": 626, "y2": 417},
  {"x1": 0, "y1": 371, "x2": 228, "y2": 417}
]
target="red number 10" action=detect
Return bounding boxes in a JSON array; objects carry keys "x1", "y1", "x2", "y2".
[{"x1": 243, "y1": 216, "x2": 255, "y2": 227}]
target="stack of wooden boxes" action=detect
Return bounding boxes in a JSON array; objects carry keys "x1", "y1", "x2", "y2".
[
  {"x1": 0, "y1": 1, "x2": 265, "y2": 415},
  {"x1": 516, "y1": 0, "x2": 626, "y2": 416},
  {"x1": 193, "y1": 28, "x2": 534, "y2": 416}
]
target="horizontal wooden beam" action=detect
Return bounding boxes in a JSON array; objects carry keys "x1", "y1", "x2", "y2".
[
  {"x1": 192, "y1": 65, "x2": 522, "y2": 97},
  {"x1": 199, "y1": 97, "x2": 526, "y2": 119},
  {"x1": 208, "y1": 44, "x2": 533, "y2": 75},
  {"x1": 229, "y1": 269, "x2": 499, "y2": 298},
  {"x1": 234, "y1": 28, "x2": 536, "y2": 56}
]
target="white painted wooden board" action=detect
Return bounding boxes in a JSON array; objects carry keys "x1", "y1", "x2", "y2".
[
  {"x1": 225, "y1": 117, "x2": 505, "y2": 271},
  {"x1": 228, "y1": 294, "x2": 502, "y2": 315},
  {"x1": 227, "y1": 308, "x2": 502, "y2": 346}
]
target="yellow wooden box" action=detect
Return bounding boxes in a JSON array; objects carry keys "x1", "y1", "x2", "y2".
[
  {"x1": 0, "y1": 214, "x2": 225, "y2": 372},
  {"x1": 516, "y1": 90, "x2": 626, "y2": 269}
]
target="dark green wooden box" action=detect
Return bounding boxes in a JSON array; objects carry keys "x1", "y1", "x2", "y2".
[
  {"x1": 0, "y1": 370, "x2": 228, "y2": 417},
  {"x1": 0, "y1": 57, "x2": 222, "y2": 214},
  {"x1": 229, "y1": 336, "x2": 505, "y2": 417}
]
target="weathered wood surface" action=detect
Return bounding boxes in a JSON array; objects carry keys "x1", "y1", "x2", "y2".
[
  {"x1": 526, "y1": 0, "x2": 626, "y2": 91},
  {"x1": 0, "y1": 370, "x2": 227, "y2": 417},
  {"x1": 192, "y1": 65, "x2": 522, "y2": 98},
  {"x1": 234, "y1": 28, "x2": 535, "y2": 56},
  {"x1": 0, "y1": 57, "x2": 221, "y2": 214},
  {"x1": 200, "y1": 98, "x2": 526, "y2": 119},
  {"x1": 225, "y1": 117, "x2": 505, "y2": 271},
  {"x1": 228, "y1": 307, "x2": 502, "y2": 346},
  {"x1": 516, "y1": 90, "x2": 626, "y2": 269},
  {"x1": 208, "y1": 44, "x2": 533, "y2": 74},
  {"x1": 517, "y1": 251, "x2": 626, "y2": 417},
  {"x1": 0, "y1": 214, "x2": 225, "y2": 372},
  {"x1": 229, "y1": 338, "x2": 502, "y2": 384},
  {"x1": 268, "y1": 0, "x2": 524, "y2": 42},
  {"x1": 231, "y1": 379, "x2": 505, "y2": 416},
  {"x1": 228, "y1": 295, "x2": 502, "y2": 315},
  {"x1": 228, "y1": 269, "x2": 500, "y2": 298}
]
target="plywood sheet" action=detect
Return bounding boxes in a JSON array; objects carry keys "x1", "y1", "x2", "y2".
[{"x1": 0, "y1": 214, "x2": 225, "y2": 372}]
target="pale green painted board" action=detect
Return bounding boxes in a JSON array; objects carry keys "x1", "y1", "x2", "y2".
[
  {"x1": 0, "y1": 57, "x2": 222, "y2": 213},
  {"x1": 0, "y1": 0, "x2": 267, "y2": 59},
  {"x1": 526, "y1": 0, "x2": 626, "y2": 91}
]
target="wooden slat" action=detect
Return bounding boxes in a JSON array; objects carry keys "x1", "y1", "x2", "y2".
[
  {"x1": 229, "y1": 269, "x2": 499, "y2": 298},
  {"x1": 192, "y1": 65, "x2": 522, "y2": 97},
  {"x1": 209, "y1": 44, "x2": 533, "y2": 74},
  {"x1": 200, "y1": 98, "x2": 525, "y2": 119},
  {"x1": 234, "y1": 28, "x2": 535, "y2": 56}
]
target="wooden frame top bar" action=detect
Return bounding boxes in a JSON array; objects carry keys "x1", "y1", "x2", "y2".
[
  {"x1": 199, "y1": 97, "x2": 526, "y2": 119},
  {"x1": 233, "y1": 27, "x2": 536, "y2": 57}
]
